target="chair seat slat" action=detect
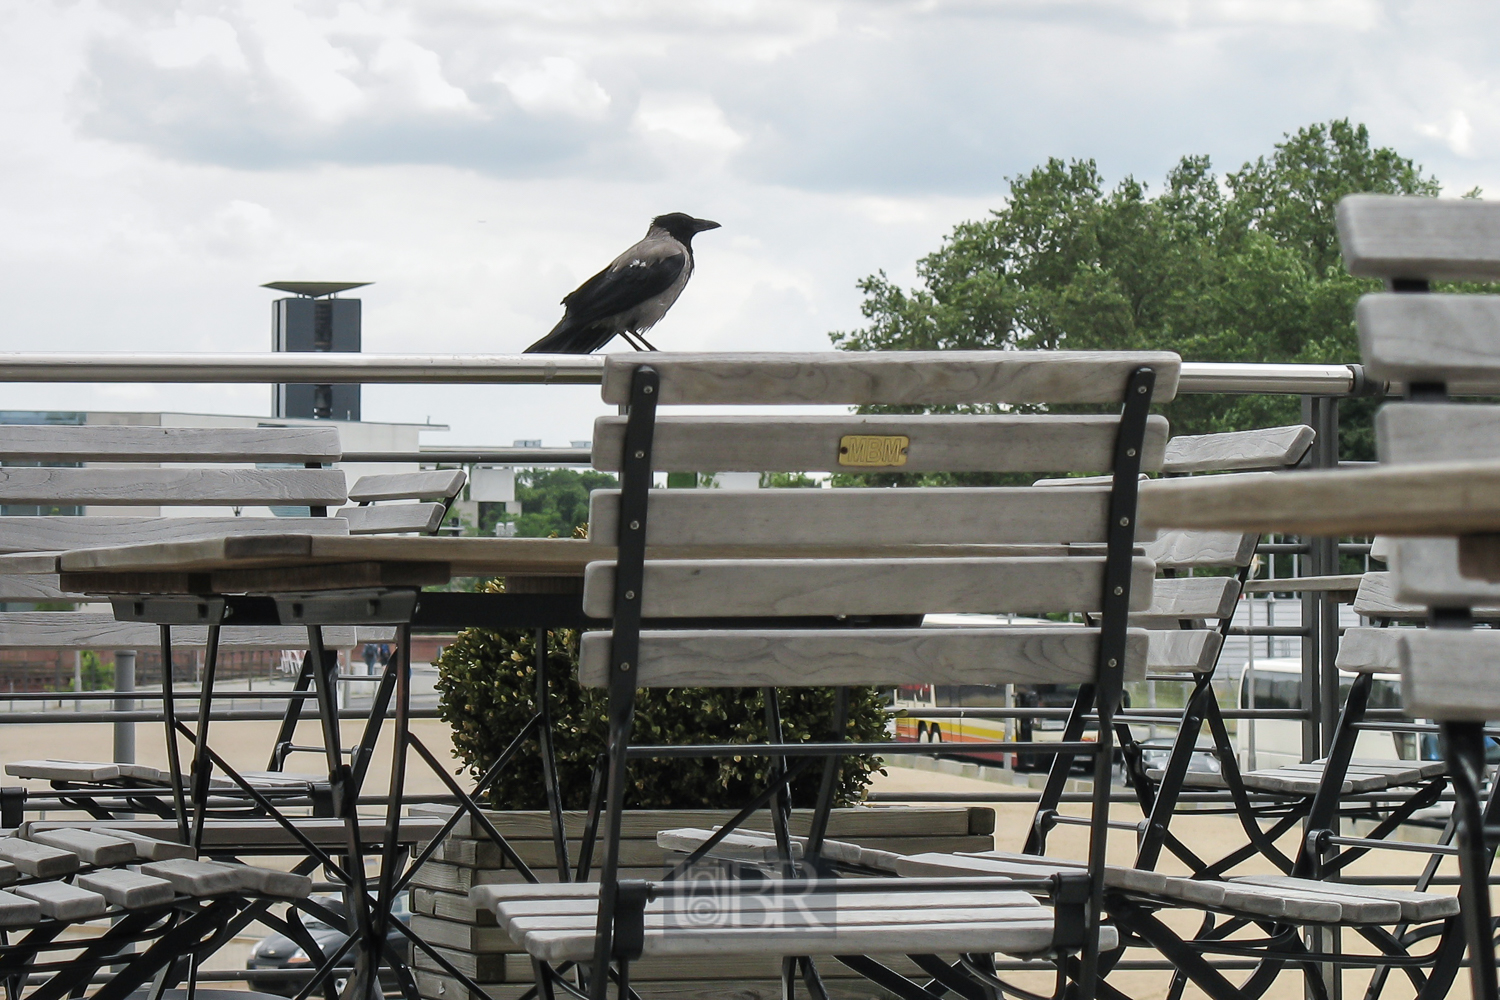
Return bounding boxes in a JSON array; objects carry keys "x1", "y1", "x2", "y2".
[{"x1": 0, "y1": 468, "x2": 347, "y2": 506}]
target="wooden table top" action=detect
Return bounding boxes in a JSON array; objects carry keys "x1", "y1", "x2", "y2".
[{"x1": 48, "y1": 533, "x2": 1076, "y2": 594}]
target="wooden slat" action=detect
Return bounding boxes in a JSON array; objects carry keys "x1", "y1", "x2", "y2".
[
  {"x1": 577, "y1": 626, "x2": 1148, "y2": 688},
  {"x1": 1390, "y1": 537, "x2": 1500, "y2": 604},
  {"x1": 0, "y1": 838, "x2": 78, "y2": 877},
  {"x1": 0, "y1": 425, "x2": 341, "y2": 462},
  {"x1": 1143, "y1": 529, "x2": 1257, "y2": 569},
  {"x1": 1400, "y1": 629, "x2": 1500, "y2": 720},
  {"x1": 1242, "y1": 574, "x2": 1363, "y2": 595},
  {"x1": 1336, "y1": 628, "x2": 1403, "y2": 674},
  {"x1": 0, "y1": 575, "x2": 74, "y2": 601},
  {"x1": 1161, "y1": 425, "x2": 1314, "y2": 474},
  {"x1": 1140, "y1": 576, "x2": 1239, "y2": 619},
  {"x1": 30, "y1": 817, "x2": 445, "y2": 849},
  {"x1": 592, "y1": 414, "x2": 1170, "y2": 474},
  {"x1": 582, "y1": 557, "x2": 1156, "y2": 618},
  {"x1": 28, "y1": 829, "x2": 134, "y2": 866},
  {"x1": 0, "y1": 515, "x2": 346, "y2": 554},
  {"x1": 1352, "y1": 572, "x2": 1422, "y2": 619},
  {"x1": 1378, "y1": 402, "x2": 1500, "y2": 465},
  {"x1": 895, "y1": 850, "x2": 1166, "y2": 894},
  {"x1": 1145, "y1": 629, "x2": 1223, "y2": 674},
  {"x1": 1233, "y1": 875, "x2": 1457, "y2": 923},
  {"x1": 340, "y1": 503, "x2": 445, "y2": 535},
  {"x1": 349, "y1": 469, "x2": 466, "y2": 503},
  {"x1": 1337, "y1": 195, "x2": 1500, "y2": 282},
  {"x1": 601, "y1": 351, "x2": 1182, "y2": 406},
  {"x1": 0, "y1": 614, "x2": 366, "y2": 650},
  {"x1": 1139, "y1": 461, "x2": 1500, "y2": 537},
  {"x1": 0, "y1": 468, "x2": 347, "y2": 506},
  {"x1": 593, "y1": 487, "x2": 1116, "y2": 547},
  {"x1": 14, "y1": 881, "x2": 107, "y2": 920},
  {"x1": 0, "y1": 891, "x2": 40, "y2": 928},
  {"x1": 75, "y1": 869, "x2": 175, "y2": 909}
]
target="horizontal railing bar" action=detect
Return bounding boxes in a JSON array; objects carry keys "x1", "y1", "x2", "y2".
[
  {"x1": 343, "y1": 448, "x2": 592, "y2": 465},
  {"x1": 0, "y1": 355, "x2": 1381, "y2": 395},
  {"x1": 0, "y1": 353, "x2": 606, "y2": 383},
  {"x1": 625, "y1": 741, "x2": 1094, "y2": 758},
  {"x1": 867, "y1": 790, "x2": 1452, "y2": 804},
  {"x1": 3, "y1": 689, "x2": 323, "y2": 702},
  {"x1": 0, "y1": 708, "x2": 440, "y2": 723},
  {"x1": 887, "y1": 707, "x2": 1308, "y2": 720},
  {"x1": 1320, "y1": 833, "x2": 1458, "y2": 857}
]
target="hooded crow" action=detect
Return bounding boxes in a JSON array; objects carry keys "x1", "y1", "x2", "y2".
[{"x1": 524, "y1": 213, "x2": 720, "y2": 354}]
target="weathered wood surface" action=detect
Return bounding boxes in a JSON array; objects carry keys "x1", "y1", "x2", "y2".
[
  {"x1": 593, "y1": 486, "x2": 1118, "y2": 547},
  {"x1": 0, "y1": 424, "x2": 341, "y2": 462},
  {"x1": 579, "y1": 626, "x2": 1148, "y2": 688},
  {"x1": 1400, "y1": 629, "x2": 1500, "y2": 720},
  {"x1": 1161, "y1": 425, "x2": 1314, "y2": 473},
  {"x1": 1336, "y1": 628, "x2": 1403, "y2": 673},
  {"x1": 0, "y1": 838, "x2": 78, "y2": 877},
  {"x1": 27, "y1": 817, "x2": 445, "y2": 849},
  {"x1": 1145, "y1": 629, "x2": 1223, "y2": 674},
  {"x1": 1140, "y1": 576, "x2": 1239, "y2": 619},
  {"x1": 1241, "y1": 759, "x2": 1442, "y2": 796},
  {"x1": 1242, "y1": 574, "x2": 1364, "y2": 595},
  {"x1": 1139, "y1": 461, "x2": 1500, "y2": 536},
  {"x1": 204, "y1": 560, "x2": 452, "y2": 594},
  {"x1": 0, "y1": 575, "x2": 75, "y2": 600},
  {"x1": 1362, "y1": 295, "x2": 1500, "y2": 388},
  {"x1": 592, "y1": 414, "x2": 1169, "y2": 474},
  {"x1": 1391, "y1": 537, "x2": 1500, "y2": 603},
  {"x1": 29, "y1": 829, "x2": 134, "y2": 866},
  {"x1": 138, "y1": 858, "x2": 310, "y2": 898},
  {"x1": 583, "y1": 556, "x2": 1156, "y2": 618},
  {"x1": 0, "y1": 891, "x2": 40, "y2": 927},
  {"x1": 349, "y1": 469, "x2": 466, "y2": 502},
  {"x1": 895, "y1": 850, "x2": 1165, "y2": 894},
  {"x1": 1337, "y1": 194, "x2": 1500, "y2": 282},
  {"x1": 601, "y1": 351, "x2": 1182, "y2": 406},
  {"x1": 0, "y1": 515, "x2": 346, "y2": 555},
  {"x1": 75, "y1": 869, "x2": 175, "y2": 909},
  {"x1": 57, "y1": 534, "x2": 601, "y2": 577},
  {"x1": 1232, "y1": 875, "x2": 1458, "y2": 922},
  {"x1": 0, "y1": 468, "x2": 347, "y2": 506},
  {"x1": 0, "y1": 614, "x2": 365, "y2": 650},
  {"x1": 1143, "y1": 529, "x2": 1258, "y2": 569},
  {"x1": 340, "y1": 503, "x2": 445, "y2": 535},
  {"x1": 14, "y1": 880, "x2": 107, "y2": 920},
  {"x1": 1378, "y1": 402, "x2": 1500, "y2": 465},
  {"x1": 1352, "y1": 572, "x2": 1422, "y2": 619}
]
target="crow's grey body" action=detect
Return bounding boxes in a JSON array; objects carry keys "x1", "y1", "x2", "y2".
[{"x1": 525, "y1": 213, "x2": 720, "y2": 354}]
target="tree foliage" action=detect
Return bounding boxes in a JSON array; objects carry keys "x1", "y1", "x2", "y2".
[
  {"x1": 491, "y1": 468, "x2": 621, "y2": 538},
  {"x1": 831, "y1": 121, "x2": 1446, "y2": 460}
]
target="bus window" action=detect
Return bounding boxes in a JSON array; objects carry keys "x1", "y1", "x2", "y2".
[{"x1": 1253, "y1": 674, "x2": 1301, "y2": 711}]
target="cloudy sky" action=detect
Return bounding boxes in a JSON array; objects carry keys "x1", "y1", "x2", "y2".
[{"x1": 1, "y1": 0, "x2": 1495, "y2": 447}]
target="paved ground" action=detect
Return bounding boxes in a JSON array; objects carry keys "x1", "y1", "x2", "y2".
[{"x1": 0, "y1": 695, "x2": 1470, "y2": 999}]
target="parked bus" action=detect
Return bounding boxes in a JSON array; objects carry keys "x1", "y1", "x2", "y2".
[
  {"x1": 1233, "y1": 657, "x2": 1413, "y2": 769},
  {"x1": 889, "y1": 615, "x2": 1120, "y2": 771}
]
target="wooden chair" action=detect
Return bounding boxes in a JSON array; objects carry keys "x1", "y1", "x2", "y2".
[
  {"x1": 0, "y1": 423, "x2": 463, "y2": 824},
  {"x1": 1132, "y1": 192, "x2": 1500, "y2": 1000},
  {"x1": 470, "y1": 349, "x2": 1180, "y2": 1000}
]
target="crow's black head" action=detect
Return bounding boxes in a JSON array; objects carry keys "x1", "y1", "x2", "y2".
[{"x1": 650, "y1": 213, "x2": 721, "y2": 245}]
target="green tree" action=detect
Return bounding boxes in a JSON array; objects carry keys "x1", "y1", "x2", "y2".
[
  {"x1": 831, "y1": 120, "x2": 1446, "y2": 460},
  {"x1": 487, "y1": 468, "x2": 620, "y2": 537}
]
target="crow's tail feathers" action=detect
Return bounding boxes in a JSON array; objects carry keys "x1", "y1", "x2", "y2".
[{"x1": 524, "y1": 319, "x2": 618, "y2": 354}]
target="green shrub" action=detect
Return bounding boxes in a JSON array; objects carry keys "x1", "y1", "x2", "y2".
[{"x1": 435, "y1": 597, "x2": 891, "y2": 809}]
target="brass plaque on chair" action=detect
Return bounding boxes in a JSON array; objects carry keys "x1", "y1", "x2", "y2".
[{"x1": 838, "y1": 435, "x2": 910, "y2": 468}]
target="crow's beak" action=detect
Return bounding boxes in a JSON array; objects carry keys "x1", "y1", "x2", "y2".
[{"x1": 693, "y1": 218, "x2": 722, "y2": 232}]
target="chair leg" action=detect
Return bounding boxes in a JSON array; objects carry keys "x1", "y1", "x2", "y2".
[
  {"x1": 1442, "y1": 720, "x2": 1499, "y2": 1000},
  {"x1": 157, "y1": 624, "x2": 188, "y2": 842},
  {"x1": 535, "y1": 626, "x2": 572, "y2": 880}
]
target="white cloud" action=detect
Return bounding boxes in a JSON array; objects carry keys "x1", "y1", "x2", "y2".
[
  {"x1": 369, "y1": 37, "x2": 476, "y2": 113},
  {"x1": 143, "y1": 14, "x2": 248, "y2": 72},
  {"x1": 634, "y1": 93, "x2": 745, "y2": 154},
  {"x1": 495, "y1": 58, "x2": 611, "y2": 119},
  {"x1": 1419, "y1": 109, "x2": 1474, "y2": 157}
]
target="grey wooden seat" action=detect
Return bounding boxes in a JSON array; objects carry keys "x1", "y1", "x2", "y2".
[
  {"x1": 485, "y1": 349, "x2": 1181, "y2": 1000},
  {"x1": 1135, "y1": 193, "x2": 1500, "y2": 1000}
]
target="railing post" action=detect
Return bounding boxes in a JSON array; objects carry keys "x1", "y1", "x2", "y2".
[{"x1": 114, "y1": 650, "x2": 136, "y2": 764}]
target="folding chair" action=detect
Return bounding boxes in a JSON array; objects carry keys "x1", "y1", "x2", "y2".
[{"x1": 471, "y1": 348, "x2": 1181, "y2": 1000}]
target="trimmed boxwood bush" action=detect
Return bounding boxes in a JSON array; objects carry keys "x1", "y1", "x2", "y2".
[{"x1": 435, "y1": 584, "x2": 891, "y2": 810}]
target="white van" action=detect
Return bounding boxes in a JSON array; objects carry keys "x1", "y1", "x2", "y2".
[{"x1": 1234, "y1": 658, "x2": 1415, "y2": 770}]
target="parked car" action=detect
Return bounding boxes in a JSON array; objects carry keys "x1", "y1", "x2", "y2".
[
  {"x1": 247, "y1": 894, "x2": 411, "y2": 996},
  {"x1": 1136, "y1": 737, "x2": 1223, "y2": 778}
]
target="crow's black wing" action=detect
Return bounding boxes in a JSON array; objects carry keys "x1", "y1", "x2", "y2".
[{"x1": 559, "y1": 251, "x2": 686, "y2": 328}]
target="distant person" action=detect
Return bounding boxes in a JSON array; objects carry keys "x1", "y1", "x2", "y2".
[
  {"x1": 524, "y1": 213, "x2": 720, "y2": 354},
  {"x1": 362, "y1": 643, "x2": 377, "y2": 676},
  {"x1": 378, "y1": 643, "x2": 391, "y2": 668}
]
